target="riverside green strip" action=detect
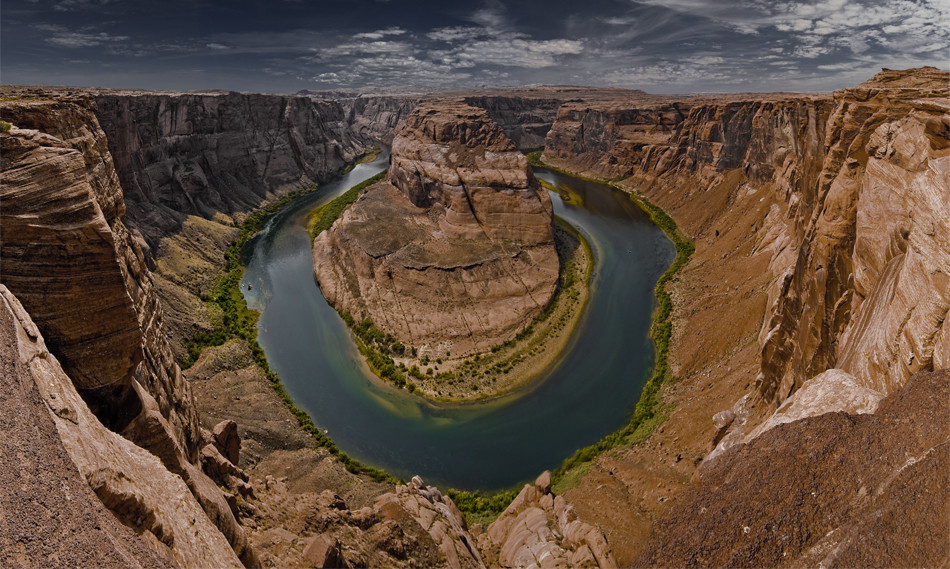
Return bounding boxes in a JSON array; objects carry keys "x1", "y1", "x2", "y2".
[
  {"x1": 182, "y1": 170, "x2": 400, "y2": 485},
  {"x1": 527, "y1": 151, "x2": 695, "y2": 492}
]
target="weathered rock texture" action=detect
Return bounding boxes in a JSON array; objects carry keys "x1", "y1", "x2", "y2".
[
  {"x1": 0, "y1": 98, "x2": 258, "y2": 567},
  {"x1": 541, "y1": 66, "x2": 949, "y2": 564},
  {"x1": 93, "y1": 91, "x2": 369, "y2": 250},
  {"x1": 479, "y1": 472, "x2": 617, "y2": 569},
  {"x1": 250, "y1": 475, "x2": 484, "y2": 569},
  {"x1": 0, "y1": 284, "x2": 243, "y2": 568},
  {"x1": 544, "y1": 66, "x2": 950, "y2": 407},
  {"x1": 313, "y1": 102, "x2": 558, "y2": 354},
  {"x1": 636, "y1": 369, "x2": 950, "y2": 568},
  {"x1": 340, "y1": 94, "x2": 420, "y2": 144},
  {"x1": 0, "y1": 100, "x2": 199, "y2": 457}
]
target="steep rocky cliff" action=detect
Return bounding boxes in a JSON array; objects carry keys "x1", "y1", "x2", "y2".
[
  {"x1": 93, "y1": 91, "x2": 369, "y2": 250},
  {"x1": 339, "y1": 93, "x2": 420, "y2": 144},
  {"x1": 1, "y1": 98, "x2": 258, "y2": 567},
  {"x1": 0, "y1": 284, "x2": 247, "y2": 568},
  {"x1": 544, "y1": 67, "x2": 949, "y2": 408},
  {"x1": 541, "y1": 66, "x2": 949, "y2": 564},
  {"x1": 313, "y1": 101, "x2": 558, "y2": 355},
  {"x1": 1, "y1": 99, "x2": 200, "y2": 457}
]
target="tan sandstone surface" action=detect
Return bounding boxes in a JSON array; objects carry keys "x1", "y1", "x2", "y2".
[
  {"x1": 313, "y1": 101, "x2": 559, "y2": 356},
  {"x1": 540, "y1": 66, "x2": 949, "y2": 565}
]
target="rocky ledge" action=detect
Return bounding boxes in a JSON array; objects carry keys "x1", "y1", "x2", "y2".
[{"x1": 313, "y1": 101, "x2": 558, "y2": 356}]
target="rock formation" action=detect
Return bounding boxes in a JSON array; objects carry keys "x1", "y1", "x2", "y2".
[
  {"x1": 251, "y1": 475, "x2": 484, "y2": 569},
  {"x1": 541, "y1": 66, "x2": 949, "y2": 564},
  {"x1": 545, "y1": 67, "x2": 949, "y2": 409},
  {"x1": 93, "y1": 91, "x2": 370, "y2": 250},
  {"x1": 0, "y1": 99, "x2": 200, "y2": 458},
  {"x1": 313, "y1": 101, "x2": 558, "y2": 355},
  {"x1": 636, "y1": 369, "x2": 949, "y2": 568},
  {"x1": 0, "y1": 284, "x2": 245, "y2": 568},
  {"x1": 1, "y1": 97, "x2": 258, "y2": 567},
  {"x1": 479, "y1": 472, "x2": 617, "y2": 569}
]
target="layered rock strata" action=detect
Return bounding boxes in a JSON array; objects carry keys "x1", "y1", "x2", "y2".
[
  {"x1": 541, "y1": 66, "x2": 949, "y2": 564},
  {"x1": 0, "y1": 99, "x2": 258, "y2": 567},
  {"x1": 544, "y1": 66, "x2": 950, "y2": 407},
  {"x1": 313, "y1": 102, "x2": 558, "y2": 355},
  {"x1": 0, "y1": 100, "x2": 199, "y2": 456},
  {"x1": 0, "y1": 284, "x2": 244, "y2": 568},
  {"x1": 93, "y1": 91, "x2": 369, "y2": 250},
  {"x1": 478, "y1": 472, "x2": 617, "y2": 569}
]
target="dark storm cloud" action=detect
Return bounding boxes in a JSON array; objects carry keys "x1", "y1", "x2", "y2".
[{"x1": 2, "y1": 0, "x2": 947, "y2": 92}]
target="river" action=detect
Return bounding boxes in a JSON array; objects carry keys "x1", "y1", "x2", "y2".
[{"x1": 242, "y1": 148, "x2": 675, "y2": 491}]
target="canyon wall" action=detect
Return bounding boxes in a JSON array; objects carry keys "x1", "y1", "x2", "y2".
[
  {"x1": 544, "y1": 67, "x2": 949, "y2": 408},
  {"x1": 93, "y1": 92, "x2": 370, "y2": 250},
  {"x1": 542, "y1": 67, "x2": 949, "y2": 566},
  {"x1": 0, "y1": 98, "x2": 259, "y2": 567},
  {"x1": 1, "y1": 100, "x2": 200, "y2": 457}
]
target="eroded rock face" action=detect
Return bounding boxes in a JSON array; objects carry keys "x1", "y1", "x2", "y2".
[
  {"x1": 0, "y1": 285, "x2": 245, "y2": 569},
  {"x1": 93, "y1": 92, "x2": 369, "y2": 250},
  {"x1": 636, "y1": 369, "x2": 950, "y2": 568},
  {"x1": 0, "y1": 99, "x2": 259, "y2": 567},
  {"x1": 543, "y1": 66, "x2": 950, "y2": 408},
  {"x1": 479, "y1": 472, "x2": 617, "y2": 569},
  {"x1": 251, "y1": 475, "x2": 484, "y2": 569},
  {"x1": 313, "y1": 102, "x2": 558, "y2": 355},
  {"x1": 0, "y1": 100, "x2": 200, "y2": 458}
]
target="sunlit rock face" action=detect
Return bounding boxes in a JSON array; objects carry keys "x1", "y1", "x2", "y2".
[{"x1": 313, "y1": 101, "x2": 558, "y2": 356}]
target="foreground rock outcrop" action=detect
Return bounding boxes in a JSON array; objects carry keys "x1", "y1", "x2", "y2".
[
  {"x1": 313, "y1": 101, "x2": 558, "y2": 355},
  {"x1": 0, "y1": 284, "x2": 244, "y2": 568},
  {"x1": 1, "y1": 99, "x2": 200, "y2": 459},
  {"x1": 250, "y1": 475, "x2": 484, "y2": 569},
  {"x1": 479, "y1": 472, "x2": 617, "y2": 569},
  {"x1": 637, "y1": 369, "x2": 950, "y2": 568},
  {"x1": 1, "y1": 97, "x2": 258, "y2": 567}
]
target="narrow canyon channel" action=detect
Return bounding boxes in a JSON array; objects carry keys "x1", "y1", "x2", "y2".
[{"x1": 242, "y1": 149, "x2": 676, "y2": 490}]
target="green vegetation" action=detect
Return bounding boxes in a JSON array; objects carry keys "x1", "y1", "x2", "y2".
[
  {"x1": 530, "y1": 152, "x2": 695, "y2": 492},
  {"x1": 447, "y1": 488, "x2": 521, "y2": 526},
  {"x1": 1, "y1": 121, "x2": 11, "y2": 132},
  {"x1": 181, "y1": 175, "x2": 400, "y2": 485},
  {"x1": 309, "y1": 171, "x2": 386, "y2": 239}
]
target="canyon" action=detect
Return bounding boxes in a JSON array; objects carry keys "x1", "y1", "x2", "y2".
[{"x1": 1, "y1": 66, "x2": 948, "y2": 568}]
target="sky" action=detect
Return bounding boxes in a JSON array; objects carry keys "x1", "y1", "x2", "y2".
[{"x1": 2, "y1": 0, "x2": 948, "y2": 94}]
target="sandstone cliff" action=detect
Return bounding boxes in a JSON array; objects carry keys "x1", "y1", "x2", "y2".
[
  {"x1": 1, "y1": 99, "x2": 200, "y2": 457},
  {"x1": 544, "y1": 67, "x2": 949, "y2": 408},
  {"x1": 0, "y1": 284, "x2": 246, "y2": 568},
  {"x1": 1, "y1": 98, "x2": 258, "y2": 567},
  {"x1": 313, "y1": 101, "x2": 558, "y2": 355},
  {"x1": 541, "y1": 67, "x2": 949, "y2": 564},
  {"x1": 93, "y1": 91, "x2": 369, "y2": 250},
  {"x1": 339, "y1": 93, "x2": 420, "y2": 144}
]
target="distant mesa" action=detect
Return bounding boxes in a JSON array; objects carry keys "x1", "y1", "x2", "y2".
[{"x1": 312, "y1": 101, "x2": 559, "y2": 356}]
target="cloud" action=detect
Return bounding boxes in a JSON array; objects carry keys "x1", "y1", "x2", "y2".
[
  {"x1": 352, "y1": 27, "x2": 406, "y2": 40},
  {"x1": 35, "y1": 23, "x2": 128, "y2": 48},
  {"x1": 439, "y1": 37, "x2": 584, "y2": 68}
]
